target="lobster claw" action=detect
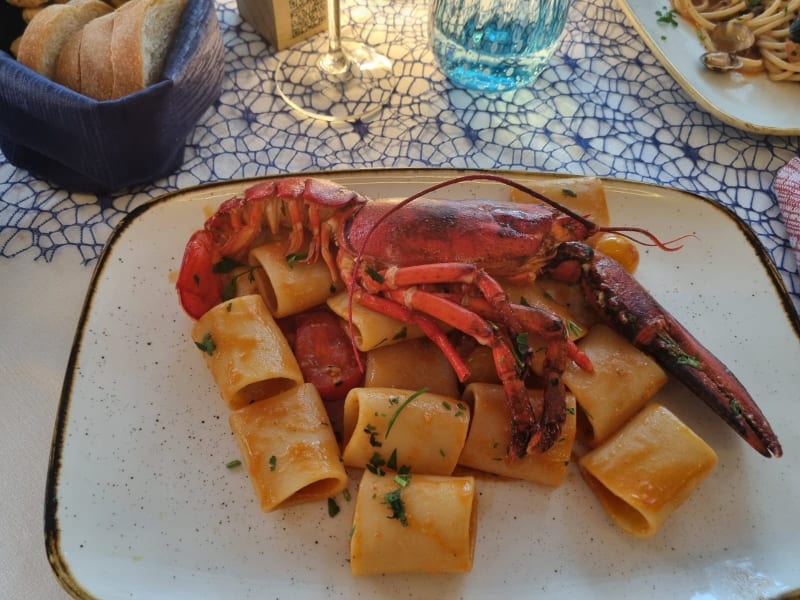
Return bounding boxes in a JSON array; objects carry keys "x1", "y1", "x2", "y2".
[{"x1": 546, "y1": 241, "x2": 782, "y2": 458}]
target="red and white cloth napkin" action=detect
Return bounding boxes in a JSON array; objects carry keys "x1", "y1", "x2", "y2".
[{"x1": 773, "y1": 156, "x2": 800, "y2": 269}]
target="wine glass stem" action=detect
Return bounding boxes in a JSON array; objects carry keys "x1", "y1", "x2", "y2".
[{"x1": 319, "y1": 0, "x2": 349, "y2": 76}]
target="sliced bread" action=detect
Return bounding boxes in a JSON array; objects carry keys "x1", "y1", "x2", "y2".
[
  {"x1": 17, "y1": 0, "x2": 112, "y2": 78},
  {"x1": 78, "y1": 10, "x2": 114, "y2": 99},
  {"x1": 110, "y1": 0, "x2": 187, "y2": 98}
]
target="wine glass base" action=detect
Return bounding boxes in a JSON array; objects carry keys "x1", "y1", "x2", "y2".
[{"x1": 275, "y1": 37, "x2": 397, "y2": 123}]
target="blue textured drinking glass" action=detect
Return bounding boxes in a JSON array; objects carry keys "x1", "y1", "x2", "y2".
[{"x1": 429, "y1": 0, "x2": 572, "y2": 92}]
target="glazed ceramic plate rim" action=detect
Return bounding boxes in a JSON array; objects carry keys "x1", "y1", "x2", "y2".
[
  {"x1": 47, "y1": 169, "x2": 800, "y2": 599},
  {"x1": 616, "y1": 0, "x2": 800, "y2": 136}
]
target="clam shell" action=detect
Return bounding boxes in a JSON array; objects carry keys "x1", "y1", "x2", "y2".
[
  {"x1": 709, "y1": 21, "x2": 755, "y2": 53},
  {"x1": 701, "y1": 51, "x2": 744, "y2": 72}
]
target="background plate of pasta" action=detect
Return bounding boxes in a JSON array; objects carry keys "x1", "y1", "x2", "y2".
[
  {"x1": 46, "y1": 170, "x2": 800, "y2": 599},
  {"x1": 617, "y1": 0, "x2": 800, "y2": 135}
]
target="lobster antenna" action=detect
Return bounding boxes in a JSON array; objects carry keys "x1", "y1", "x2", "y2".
[
  {"x1": 353, "y1": 172, "x2": 685, "y2": 253},
  {"x1": 596, "y1": 226, "x2": 694, "y2": 251}
]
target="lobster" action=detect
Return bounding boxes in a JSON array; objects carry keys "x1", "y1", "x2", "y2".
[{"x1": 176, "y1": 174, "x2": 782, "y2": 460}]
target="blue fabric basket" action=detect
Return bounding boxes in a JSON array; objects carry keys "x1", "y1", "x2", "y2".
[{"x1": 0, "y1": 0, "x2": 224, "y2": 193}]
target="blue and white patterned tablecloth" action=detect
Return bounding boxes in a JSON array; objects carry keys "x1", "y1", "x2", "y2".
[{"x1": 1, "y1": 0, "x2": 798, "y2": 306}]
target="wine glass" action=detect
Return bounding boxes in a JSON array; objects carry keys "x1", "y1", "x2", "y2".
[{"x1": 274, "y1": 0, "x2": 397, "y2": 122}]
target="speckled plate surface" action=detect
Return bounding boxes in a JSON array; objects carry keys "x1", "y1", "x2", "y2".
[
  {"x1": 616, "y1": 0, "x2": 800, "y2": 136},
  {"x1": 47, "y1": 169, "x2": 800, "y2": 599}
]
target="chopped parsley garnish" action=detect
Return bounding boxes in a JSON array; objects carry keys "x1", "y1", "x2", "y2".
[
  {"x1": 656, "y1": 6, "x2": 678, "y2": 26},
  {"x1": 364, "y1": 423, "x2": 382, "y2": 447},
  {"x1": 225, "y1": 459, "x2": 242, "y2": 469},
  {"x1": 510, "y1": 332, "x2": 529, "y2": 372},
  {"x1": 269, "y1": 455, "x2": 277, "y2": 471},
  {"x1": 286, "y1": 252, "x2": 308, "y2": 268},
  {"x1": 327, "y1": 497, "x2": 340, "y2": 518},
  {"x1": 562, "y1": 188, "x2": 577, "y2": 198},
  {"x1": 676, "y1": 354, "x2": 702, "y2": 368},
  {"x1": 365, "y1": 267, "x2": 385, "y2": 283},
  {"x1": 220, "y1": 265, "x2": 262, "y2": 301},
  {"x1": 385, "y1": 388, "x2": 428, "y2": 439},
  {"x1": 387, "y1": 448, "x2": 398, "y2": 470},
  {"x1": 394, "y1": 467, "x2": 411, "y2": 487},
  {"x1": 515, "y1": 332, "x2": 529, "y2": 359},
  {"x1": 566, "y1": 320, "x2": 584, "y2": 338},
  {"x1": 366, "y1": 452, "x2": 387, "y2": 476},
  {"x1": 194, "y1": 332, "x2": 216, "y2": 355},
  {"x1": 213, "y1": 257, "x2": 246, "y2": 273},
  {"x1": 383, "y1": 488, "x2": 407, "y2": 526},
  {"x1": 659, "y1": 333, "x2": 701, "y2": 368}
]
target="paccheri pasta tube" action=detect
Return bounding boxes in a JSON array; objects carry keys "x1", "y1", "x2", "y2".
[
  {"x1": 350, "y1": 469, "x2": 478, "y2": 575},
  {"x1": 341, "y1": 387, "x2": 470, "y2": 476},
  {"x1": 326, "y1": 291, "x2": 425, "y2": 351},
  {"x1": 458, "y1": 383, "x2": 577, "y2": 486},
  {"x1": 578, "y1": 403, "x2": 718, "y2": 537},
  {"x1": 191, "y1": 294, "x2": 303, "y2": 410},
  {"x1": 364, "y1": 337, "x2": 459, "y2": 398},
  {"x1": 563, "y1": 324, "x2": 669, "y2": 447},
  {"x1": 249, "y1": 238, "x2": 337, "y2": 318},
  {"x1": 229, "y1": 383, "x2": 348, "y2": 511}
]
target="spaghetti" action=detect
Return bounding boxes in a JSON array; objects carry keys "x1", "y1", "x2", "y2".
[{"x1": 671, "y1": 0, "x2": 800, "y2": 82}]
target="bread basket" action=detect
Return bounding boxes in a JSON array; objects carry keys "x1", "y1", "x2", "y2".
[{"x1": 0, "y1": 0, "x2": 224, "y2": 193}]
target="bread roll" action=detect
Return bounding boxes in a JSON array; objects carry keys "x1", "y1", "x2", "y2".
[{"x1": 17, "y1": 0, "x2": 113, "y2": 78}]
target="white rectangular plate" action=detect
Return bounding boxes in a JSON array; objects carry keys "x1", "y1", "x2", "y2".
[
  {"x1": 47, "y1": 170, "x2": 800, "y2": 599},
  {"x1": 616, "y1": 0, "x2": 800, "y2": 136}
]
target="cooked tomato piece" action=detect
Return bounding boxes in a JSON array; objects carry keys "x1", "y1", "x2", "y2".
[{"x1": 292, "y1": 308, "x2": 364, "y2": 403}]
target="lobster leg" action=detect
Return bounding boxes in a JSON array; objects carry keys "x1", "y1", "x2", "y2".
[
  {"x1": 382, "y1": 287, "x2": 539, "y2": 458},
  {"x1": 447, "y1": 293, "x2": 595, "y2": 450},
  {"x1": 351, "y1": 289, "x2": 472, "y2": 382},
  {"x1": 362, "y1": 261, "x2": 597, "y2": 456},
  {"x1": 545, "y1": 241, "x2": 783, "y2": 458}
]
